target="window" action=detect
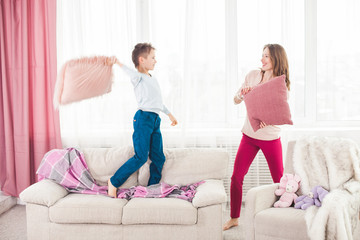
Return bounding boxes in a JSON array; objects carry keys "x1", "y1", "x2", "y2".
[
  {"x1": 236, "y1": 0, "x2": 305, "y2": 121},
  {"x1": 57, "y1": 0, "x2": 360, "y2": 201},
  {"x1": 149, "y1": 0, "x2": 226, "y2": 128},
  {"x1": 317, "y1": 0, "x2": 360, "y2": 121}
]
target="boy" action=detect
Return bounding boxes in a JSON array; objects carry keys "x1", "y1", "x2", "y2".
[{"x1": 108, "y1": 43, "x2": 177, "y2": 198}]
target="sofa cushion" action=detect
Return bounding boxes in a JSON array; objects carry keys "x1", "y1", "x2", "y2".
[
  {"x1": 19, "y1": 179, "x2": 68, "y2": 207},
  {"x1": 122, "y1": 198, "x2": 197, "y2": 225},
  {"x1": 138, "y1": 148, "x2": 229, "y2": 186},
  {"x1": 82, "y1": 146, "x2": 138, "y2": 188},
  {"x1": 192, "y1": 180, "x2": 227, "y2": 208},
  {"x1": 49, "y1": 193, "x2": 128, "y2": 224},
  {"x1": 254, "y1": 207, "x2": 309, "y2": 239}
]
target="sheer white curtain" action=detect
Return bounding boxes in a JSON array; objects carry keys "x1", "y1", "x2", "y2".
[
  {"x1": 57, "y1": 0, "x2": 305, "y2": 200},
  {"x1": 57, "y1": 0, "x2": 231, "y2": 148},
  {"x1": 236, "y1": 0, "x2": 305, "y2": 120},
  {"x1": 57, "y1": 0, "x2": 138, "y2": 147},
  {"x1": 317, "y1": 0, "x2": 360, "y2": 121}
]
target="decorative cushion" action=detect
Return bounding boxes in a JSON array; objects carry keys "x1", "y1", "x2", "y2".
[
  {"x1": 192, "y1": 180, "x2": 227, "y2": 208},
  {"x1": 19, "y1": 179, "x2": 68, "y2": 207},
  {"x1": 244, "y1": 75, "x2": 293, "y2": 131}
]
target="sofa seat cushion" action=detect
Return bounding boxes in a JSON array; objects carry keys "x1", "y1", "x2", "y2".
[
  {"x1": 254, "y1": 208, "x2": 309, "y2": 240},
  {"x1": 122, "y1": 198, "x2": 197, "y2": 225},
  {"x1": 49, "y1": 193, "x2": 128, "y2": 224}
]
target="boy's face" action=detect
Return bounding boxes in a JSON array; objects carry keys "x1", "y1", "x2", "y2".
[{"x1": 140, "y1": 49, "x2": 157, "y2": 71}]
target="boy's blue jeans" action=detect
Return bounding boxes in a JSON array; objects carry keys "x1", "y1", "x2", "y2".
[{"x1": 110, "y1": 110, "x2": 166, "y2": 188}]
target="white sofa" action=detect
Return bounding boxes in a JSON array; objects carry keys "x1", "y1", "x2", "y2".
[
  {"x1": 243, "y1": 140, "x2": 360, "y2": 240},
  {"x1": 20, "y1": 146, "x2": 229, "y2": 240}
]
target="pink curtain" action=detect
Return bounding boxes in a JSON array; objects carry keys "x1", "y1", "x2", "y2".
[{"x1": 0, "y1": 0, "x2": 62, "y2": 196}]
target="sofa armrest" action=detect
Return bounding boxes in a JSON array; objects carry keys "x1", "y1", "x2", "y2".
[
  {"x1": 192, "y1": 179, "x2": 227, "y2": 208},
  {"x1": 243, "y1": 183, "x2": 279, "y2": 240},
  {"x1": 19, "y1": 179, "x2": 68, "y2": 207},
  {"x1": 245, "y1": 183, "x2": 279, "y2": 213}
]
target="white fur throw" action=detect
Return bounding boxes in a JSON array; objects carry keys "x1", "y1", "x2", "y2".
[{"x1": 293, "y1": 136, "x2": 360, "y2": 240}]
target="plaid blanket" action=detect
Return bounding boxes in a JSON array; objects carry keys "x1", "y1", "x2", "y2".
[
  {"x1": 37, "y1": 148, "x2": 203, "y2": 202},
  {"x1": 37, "y1": 148, "x2": 108, "y2": 195},
  {"x1": 117, "y1": 182, "x2": 203, "y2": 201}
]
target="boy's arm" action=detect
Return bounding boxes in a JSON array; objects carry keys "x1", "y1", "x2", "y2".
[
  {"x1": 168, "y1": 113, "x2": 178, "y2": 126},
  {"x1": 162, "y1": 105, "x2": 177, "y2": 126},
  {"x1": 112, "y1": 59, "x2": 141, "y2": 86},
  {"x1": 115, "y1": 58, "x2": 123, "y2": 67}
]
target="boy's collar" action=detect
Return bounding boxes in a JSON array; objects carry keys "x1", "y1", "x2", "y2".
[{"x1": 136, "y1": 67, "x2": 151, "y2": 77}]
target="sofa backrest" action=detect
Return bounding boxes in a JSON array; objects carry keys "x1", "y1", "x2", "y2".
[
  {"x1": 284, "y1": 140, "x2": 296, "y2": 174},
  {"x1": 82, "y1": 146, "x2": 229, "y2": 188},
  {"x1": 284, "y1": 140, "x2": 303, "y2": 195},
  {"x1": 138, "y1": 148, "x2": 229, "y2": 186},
  {"x1": 82, "y1": 146, "x2": 137, "y2": 188},
  {"x1": 285, "y1": 136, "x2": 360, "y2": 196}
]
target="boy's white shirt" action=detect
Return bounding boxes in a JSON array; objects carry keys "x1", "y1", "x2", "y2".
[{"x1": 121, "y1": 65, "x2": 170, "y2": 115}]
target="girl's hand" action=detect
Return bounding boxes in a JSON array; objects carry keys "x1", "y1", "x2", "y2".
[
  {"x1": 241, "y1": 86, "x2": 251, "y2": 95},
  {"x1": 234, "y1": 93, "x2": 243, "y2": 104},
  {"x1": 259, "y1": 121, "x2": 267, "y2": 128},
  {"x1": 234, "y1": 86, "x2": 251, "y2": 104}
]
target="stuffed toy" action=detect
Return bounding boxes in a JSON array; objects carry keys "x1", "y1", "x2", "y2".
[
  {"x1": 294, "y1": 185, "x2": 329, "y2": 210},
  {"x1": 273, "y1": 173, "x2": 301, "y2": 208}
]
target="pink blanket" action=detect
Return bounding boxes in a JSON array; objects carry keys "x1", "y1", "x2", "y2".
[
  {"x1": 53, "y1": 56, "x2": 115, "y2": 108},
  {"x1": 37, "y1": 148, "x2": 203, "y2": 201}
]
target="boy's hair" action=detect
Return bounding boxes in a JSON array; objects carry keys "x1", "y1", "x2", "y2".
[{"x1": 132, "y1": 43, "x2": 155, "y2": 67}]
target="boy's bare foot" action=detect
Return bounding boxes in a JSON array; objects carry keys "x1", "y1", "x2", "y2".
[
  {"x1": 107, "y1": 179, "x2": 117, "y2": 198},
  {"x1": 223, "y1": 218, "x2": 239, "y2": 231}
]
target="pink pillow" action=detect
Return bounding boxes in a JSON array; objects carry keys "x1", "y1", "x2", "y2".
[
  {"x1": 243, "y1": 75, "x2": 293, "y2": 132},
  {"x1": 53, "y1": 56, "x2": 114, "y2": 108}
]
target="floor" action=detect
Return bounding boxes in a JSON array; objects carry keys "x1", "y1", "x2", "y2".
[{"x1": 0, "y1": 205, "x2": 27, "y2": 240}]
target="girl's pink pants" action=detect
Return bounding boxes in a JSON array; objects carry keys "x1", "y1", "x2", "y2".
[{"x1": 230, "y1": 134, "x2": 284, "y2": 218}]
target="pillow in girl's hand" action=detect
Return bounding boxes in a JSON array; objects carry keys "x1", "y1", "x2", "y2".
[{"x1": 243, "y1": 75, "x2": 293, "y2": 132}]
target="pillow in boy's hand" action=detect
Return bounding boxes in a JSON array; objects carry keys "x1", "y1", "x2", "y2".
[
  {"x1": 243, "y1": 75, "x2": 293, "y2": 132},
  {"x1": 53, "y1": 56, "x2": 114, "y2": 109}
]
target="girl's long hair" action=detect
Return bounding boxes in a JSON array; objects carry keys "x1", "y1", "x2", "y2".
[{"x1": 263, "y1": 44, "x2": 290, "y2": 90}]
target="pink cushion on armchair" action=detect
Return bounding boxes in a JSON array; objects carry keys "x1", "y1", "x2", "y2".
[{"x1": 243, "y1": 75, "x2": 293, "y2": 132}]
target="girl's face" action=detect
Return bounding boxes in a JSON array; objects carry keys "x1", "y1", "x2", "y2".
[
  {"x1": 261, "y1": 47, "x2": 273, "y2": 72},
  {"x1": 141, "y1": 49, "x2": 157, "y2": 71}
]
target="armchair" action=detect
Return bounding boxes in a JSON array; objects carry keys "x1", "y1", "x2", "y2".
[{"x1": 244, "y1": 137, "x2": 360, "y2": 240}]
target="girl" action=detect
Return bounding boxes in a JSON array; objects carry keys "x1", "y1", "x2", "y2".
[{"x1": 223, "y1": 44, "x2": 290, "y2": 230}]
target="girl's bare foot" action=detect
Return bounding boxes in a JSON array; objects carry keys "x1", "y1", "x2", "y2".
[
  {"x1": 223, "y1": 218, "x2": 239, "y2": 231},
  {"x1": 107, "y1": 179, "x2": 117, "y2": 198}
]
